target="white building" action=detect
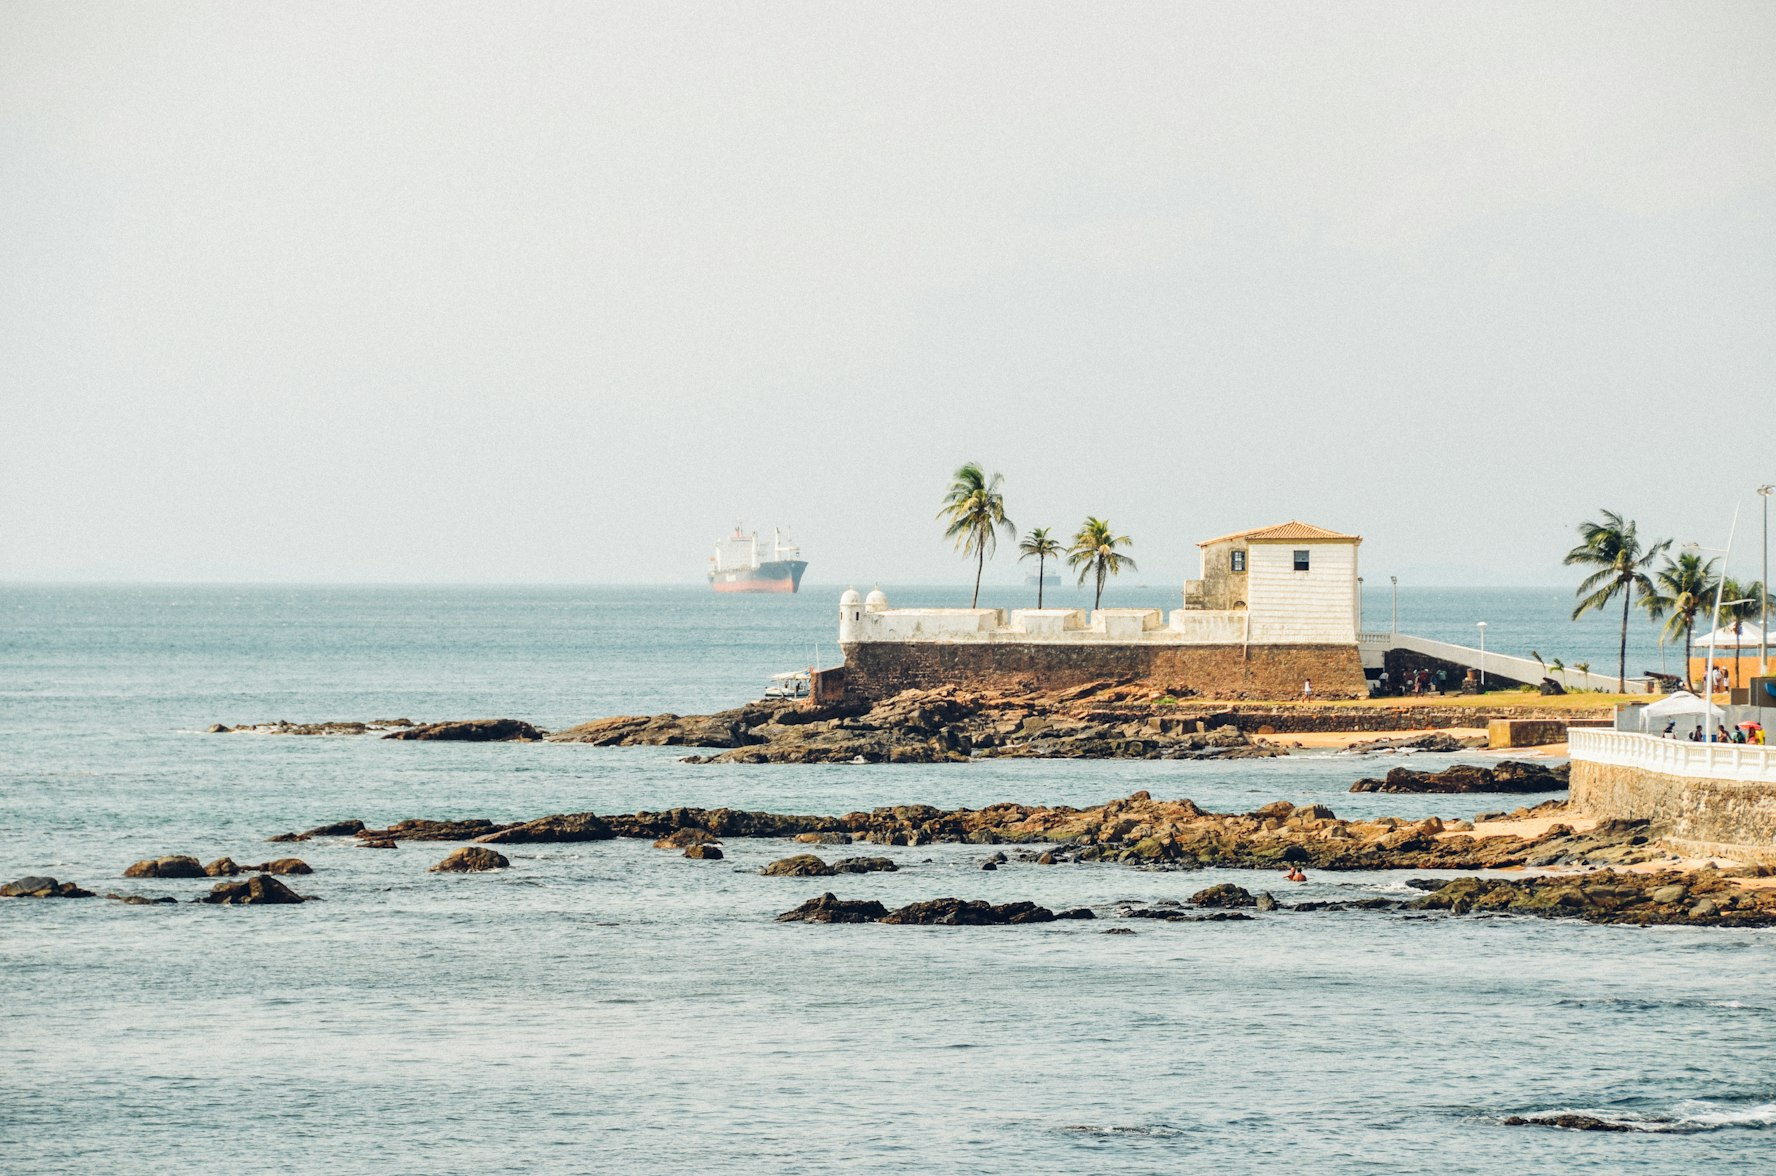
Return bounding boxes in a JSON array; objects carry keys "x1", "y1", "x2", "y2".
[{"x1": 839, "y1": 520, "x2": 1362, "y2": 649}]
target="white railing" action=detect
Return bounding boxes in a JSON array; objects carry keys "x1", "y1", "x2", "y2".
[
  {"x1": 1569, "y1": 728, "x2": 1776, "y2": 784},
  {"x1": 1375, "y1": 632, "x2": 1645, "y2": 692}
]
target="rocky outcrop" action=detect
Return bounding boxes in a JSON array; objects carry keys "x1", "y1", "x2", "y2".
[
  {"x1": 682, "y1": 844, "x2": 724, "y2": 860},
  {"x1": 1344, "y1": 732, "x2": 1484, "y2": 754},
  {"x1": 213, "y1": 719, "x2": 415, "y2": 736},
  {"x1": 1411, "y1": 868, "x2": 1776, "y2": 926},
  {"x1": 1189, "y1": 883, "x2": 1256, "y2": 908},
  {"x1": 882, "y1": 898, "x2": 1057, "y2": 925},
  {"x1": 383, "y1": 718, "x2": 547, "y2": 742},
  {"x1": 123, "y1": 855, "x2": 207, "y2": 879},
  {"x1": 1499, "y1": 1114, "x2": 1631, "y2": 1132},
  {"x1": 356, "y1": 819, "x2": 507, "y2": 843},
  {"x1": 1351, "y1": 761, "x2": 1569, "y2": 794},
  {"x1": 430, "y1": 847, "x2": 510, "y2": 873},
  {"x1": 321, "y1": 792, "x2": 1672, "y2": 872},
  {"x1": 476, "y1": 812, "x2": 612, "y2": 844},
  {"x1": 200, "y1": 875, "x2": 307, "y2": 904},
  {"x1": 2, "y1": 876, "x2": 95, "y2": 898},
  {"x1": 761, "y1": 854, "x2": 899, "y2": 877},
  {"x1": 775, "y1": 893, "x2": 890, "y2": 923},
  {"x1": 204, "y1": 858, "x2": 243, "y2": 876},
  {"x1": 653, "y1": 828, "x2": 721, "y2": 849},
  {"x1": 268, "y1": 819, "x2": 365, "y2": 843},
  {"x1": 105, "y1": 892, "x2": 177, "y2": 905},
  {"x1": 550, "y1": 686, "x2": 1274, "y2": 764}
]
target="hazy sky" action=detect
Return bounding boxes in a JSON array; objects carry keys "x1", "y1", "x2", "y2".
[{"x1": 4, "y1": 2, "x2": 1773, "y2": 587}]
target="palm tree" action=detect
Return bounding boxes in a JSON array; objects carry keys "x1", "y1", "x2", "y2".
[
  {"x1": 1641, "y1": 551, "x2": 1719, "y2": 688},
  {"x1": 1017, "y1": 527, "x2": 1061, "y2": 608},
  {"x1": 1564, "y1": 510, "x2": 1671, "y2": 692},
  {"x1": 937, "y1": 462, "x2": 1014, "y2": 608},
  {"x1": 1715, "y1": 579, "x2": 1770, "y2": 692},
  {"x1": 1067, "y1": 517, "x2": 1137, "y2": 611}
]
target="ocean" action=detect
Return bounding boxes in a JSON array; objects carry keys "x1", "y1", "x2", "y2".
[{"x1": 2, "y1": 583, "x2": 1771, "y2": 1173}]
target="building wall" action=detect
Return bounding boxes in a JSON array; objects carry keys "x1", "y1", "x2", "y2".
[
  {"x1": 840, "y1": 641, "x2": 1369, "y2": 700},
  {"x1": 1570, "y1": 758, "x2": 1776, "y2": 864},
  {"x1": 1246, "y1": 541, "x2": 1358, "y2": 645},
  {"x1": 1186, "y1": 539, "x2": 1250, "y2": 610}
]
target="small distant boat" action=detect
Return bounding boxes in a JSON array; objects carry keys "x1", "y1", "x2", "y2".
[
  {"x1": 709, "y1": 524, "x2": 808, "y2": 594},
  {"x1": 762, "y1": 670, "x2": 810, "y2": 700}
]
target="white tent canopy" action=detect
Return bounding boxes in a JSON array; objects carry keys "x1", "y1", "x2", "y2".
[
  {"x1": 1638, "y1": 691, "x2": 1725, "y2": 732},
  {"x1": 1692, "y1": 623, "x2": 1769, "y2": 650}
]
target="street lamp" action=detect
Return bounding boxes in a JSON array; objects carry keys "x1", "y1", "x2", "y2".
[
  {"x1": 1357, "y1": 576, "x2": 1364, "y2": 632},
  {"x1": 1390, "y1": 575, "x2": 1398, "y2": 635},
  {"x1": 1760, "y1": 484, "x2": 1772, "y2": 678},
  {"x1": 1684, "y1": 505, "x2": 1739, "y2": 742},
  {"x1": 1477, "y1": 621, "x2": 1487, "y2": 689}
]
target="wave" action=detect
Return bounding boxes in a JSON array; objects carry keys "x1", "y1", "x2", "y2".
[{"x1": 1501, "y1": 1099, "x2": 1776, "y2": 1134}]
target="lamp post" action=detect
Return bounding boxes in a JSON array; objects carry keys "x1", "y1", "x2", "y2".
[
  {"x1": 1685, "y1": 505, "x2": 1739, "y2": 743},
  {"x1": 1390, "y1": 575, "x2": 1398, "y2": 636},
  {"x1": 1760, "y1": 484, "x2": 1772, "y2": 678},
  {"x1": 1357, "y1": 576, "x2": 1364, "y2": 631},
  {"x1": 1477, "y1": 621, "x2": 1487, "y2": 689}
]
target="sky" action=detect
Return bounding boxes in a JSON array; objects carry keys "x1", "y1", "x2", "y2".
[{"x1": 3, "y1": 1, "x2": 1773, "y2": 588}]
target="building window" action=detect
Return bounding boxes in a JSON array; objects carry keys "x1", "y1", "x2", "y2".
[
  {"x1": 1293, "y1": 549, "x2": 1310, "y2": 572},
  {"x1": 1230, "y1": 549, "x2": 1246, "y2": 573}
]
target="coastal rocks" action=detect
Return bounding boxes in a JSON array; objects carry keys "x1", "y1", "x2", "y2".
[
  {"x1": 105, "y1": 892, "x2": 177, "y2": 905},
  {"x1": 430, "y1": 847, "x2": 510, "y2": 873},
  {"x1": 1411, "y1": 868, "x2": 1776, "y2": 926},
  {"x1": 268, "y1": 819, "x2": 365, "y2": 843},
  {"x1": 204, "y1": 857, "x2": 242, "y2": 876},
  {"x1": 1351, "y1": 761, "x2": 1570, "y2": 794},
  {"x1": 683, "y1": 844, "x2": 724, "y2": 860},
  {"x1": 213, "y1": 719, "x2": 416, "y2": 736},
  {"x1": 200, "y1": 875, "x2": 308, "y2": 904},
  {"x1": 383, "y1": 718, "x2": 547, "y2": 742},
  {"x1": 124, "y1": 855, "x2": 208, "y2": 879},
  {"x1": 775, "y1": 893, "x2": 890, "y2": 923},
  {"x1": 360, "y1": 837, "x2": 398, "y2": 849},
  {"x1": 557, "y1": 686, "x2": 1274, "y2": 765},
  {"x1": 881, "y1": 898, "x2": 1056, "y2": 925},
  {"x1": 1344, "y1": 732, "x2": 1484, "y2": 754},
  {"x1": 793, "y1": 832, "x2": 853, "y2": 846},
  {"x1": 1190, "y1": 883, "x2": 1256, "y2": 908},
  {"x1": 356, "y1": 819, "x2": 507, "y2": 843},
  {"x1": 477, "y1": 812, "x2": 612, "y2": 844},
  {"x1": 653, "y1": 828, "x2": 721, "y2": 849},
  {"x1": 2, "y1": 876, "x2": 95, "y2": 898},
  {"x1": 761, "y1": 854, "x2": 899, "y2": 877},
  {"x1": 1500, "y1": 1114, "x2": 1632, "y2": 1132}
]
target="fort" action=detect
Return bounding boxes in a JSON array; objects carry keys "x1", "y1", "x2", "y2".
[{"x1": 836, "y1": 521, "x2": 1370, "y2": 700}]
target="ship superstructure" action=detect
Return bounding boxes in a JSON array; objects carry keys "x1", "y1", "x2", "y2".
[{"x1": 708, "y1": 525, "x2": 808, "y2": 594}]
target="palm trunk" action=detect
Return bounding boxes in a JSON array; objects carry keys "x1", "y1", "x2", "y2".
[
  {"x1": 1683, "y1": 619, "x2": 1693, "y2": 689},
  {"x1": 1037, "y1": 555, "x2": 1045, "y2": 608},
  {"x1": 1618, "y1": 581, "x2": 1630, "y2": 692},
  {"x1": 971, "y1": 544, "x2": 984, "y2": 609},
  {"x1": 1094, "y1": 562, "x2": 1106, "y2": 611}
]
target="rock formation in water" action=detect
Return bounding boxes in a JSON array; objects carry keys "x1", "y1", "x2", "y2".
[
  {"x1": 200, "y1": 875, "x2": 308, "y2": 904},
  {"x1": 383, "y1": 719, "x2": 547, "y2": 742},
  {"x1": 1350, "y1": 761, "x2": 1568, "y2": 794},
  {"x1": 2, "y1": 876, "x2": 95, "y2": 898},
  {"x1": 430, "y1": 846, "x2": 510, "y2": 872}
]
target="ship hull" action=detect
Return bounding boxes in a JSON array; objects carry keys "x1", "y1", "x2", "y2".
[{"x1": 709, "y1": 560, "x2": 808, "y2": 594}]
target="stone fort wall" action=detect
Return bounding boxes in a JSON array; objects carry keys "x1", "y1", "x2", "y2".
[
  {"x1": 840, "y1": 641, "x2": 1368, "y2": 701},
  {"x1": 1570, "y1": 759, "x2": 1776, "y2": 864}
]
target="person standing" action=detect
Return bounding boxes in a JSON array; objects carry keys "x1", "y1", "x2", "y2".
[{"x1": 1302, "y1": 679, "x2": 1313, "y2": 701}]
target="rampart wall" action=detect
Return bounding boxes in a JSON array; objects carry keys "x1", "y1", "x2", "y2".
[{"x1": 840, "y1": 641, "x2": 1369, "y2": 701}]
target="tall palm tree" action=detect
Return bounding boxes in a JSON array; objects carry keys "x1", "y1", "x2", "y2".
[
  {"x1": 1641, "y1": 551, "x2": 1719, "y2": 688},
  {"x1": 937, "y1": 462, "x2": 1014, "y2": 608},
  {"x1": 1565, "y1": 510, "x2": 1670, "y2": 692},
  {"x1": 1067, "y1": 517, "x2": 1136, "y2": 611},
  {"x1": 1017, "y1": 527, "x2": 1061, "y2": 608},
  {"x1": 1715, "y1": 578, "x2": 1771, "y2": 692}
]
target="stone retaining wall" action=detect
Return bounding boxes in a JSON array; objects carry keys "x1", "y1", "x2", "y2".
[
  {"x1": 1570, "y1": 760, "x2": 1776, "y2": 864},
  {"x1": 841, "y1": 641, "x2": 1371, "y2": 701}
]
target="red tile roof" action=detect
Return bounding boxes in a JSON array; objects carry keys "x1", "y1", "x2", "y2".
[{"x1": 1197, "y1": 521, "x2": 1361, "y2": 546}]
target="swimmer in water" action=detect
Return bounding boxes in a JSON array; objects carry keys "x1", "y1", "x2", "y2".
[{"x1": 1284, "y1": 866, "x2": 1307, "y2": 882}]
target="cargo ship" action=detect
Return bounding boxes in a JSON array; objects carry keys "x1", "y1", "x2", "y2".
[{"x1": 708, "y1": 525, "x2": 808, "y2": 594}]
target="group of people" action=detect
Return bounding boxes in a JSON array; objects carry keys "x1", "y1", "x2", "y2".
[
  {"x1": 1662, "y1": 719, "x2": 1766, "y2": 744},
  {"x1": 1373, "y1": 667, "x2": 1447, "y2": 697}
]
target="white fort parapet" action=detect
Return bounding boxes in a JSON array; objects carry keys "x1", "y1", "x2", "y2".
[{"x1": 840, "y1": 589, "x2": 1318, "y2": 647}]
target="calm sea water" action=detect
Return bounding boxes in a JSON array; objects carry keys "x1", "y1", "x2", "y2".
[{"x1": 2, "y1": 584, "x2": 1771, "y2": 1174}]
